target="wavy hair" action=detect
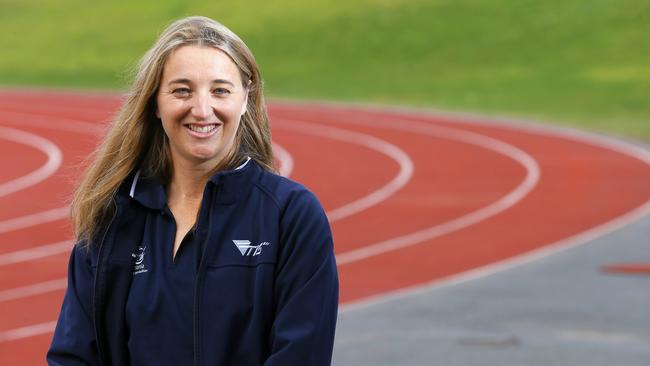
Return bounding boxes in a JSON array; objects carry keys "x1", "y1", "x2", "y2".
[{"x1": 71, "y1": 16, "x2": 275, "y2": 245}]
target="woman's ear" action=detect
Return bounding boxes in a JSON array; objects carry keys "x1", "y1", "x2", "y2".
[
  {"x1": 151, "y1": 96, "x2": 160, "y2": 119},
  {"x1": 241, "y1": 98, "x2": 248, "y2": 117},
  {"x1": 241, "y1": 80, "x2": 252, "y2": 116}
]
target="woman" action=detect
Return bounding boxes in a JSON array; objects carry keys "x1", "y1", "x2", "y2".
[{"x1": 47, "y1": 16, "x2": 338, "y2": 366}]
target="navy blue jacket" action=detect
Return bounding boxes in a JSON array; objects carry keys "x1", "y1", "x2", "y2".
[{"x1": 47, "y1": 160, "x2": 339, "y2": 365}]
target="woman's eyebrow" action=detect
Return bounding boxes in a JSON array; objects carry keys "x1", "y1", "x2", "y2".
[
  {"x1": 167, "y1": 78, "x2": 192, "y2": 85},
  {"x1": 212, "y1": 79, "x2": 235, "y2": 86},
  {"x1": 166, "y1": 78, "x2": 235, "y2": 86}
]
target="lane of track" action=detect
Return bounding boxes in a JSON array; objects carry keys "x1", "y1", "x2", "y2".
[{"x1": 2, "y1": 91, "x2": 650, "y2": 365}]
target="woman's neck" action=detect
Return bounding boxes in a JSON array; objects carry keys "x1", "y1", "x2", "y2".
[{"x1": 167, "y1": 158, "x2": 214, "y2": 202}]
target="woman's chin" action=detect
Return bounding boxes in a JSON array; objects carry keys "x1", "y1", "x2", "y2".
[{"x1": 188, "y1": 149, "x2": 224, "y2": 165}]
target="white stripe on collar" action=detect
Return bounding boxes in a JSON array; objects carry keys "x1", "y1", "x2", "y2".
[
  {"x1": 235, "y1": 157, "x2": 251, "y2": 170},
  {"x1": 129, "y1": 169, "x2": 142, "y2": 198}
]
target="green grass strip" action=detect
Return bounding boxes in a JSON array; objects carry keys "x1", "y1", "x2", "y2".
[{"x1": 1, "y1": 0, "x2": 648, "y2": 139}]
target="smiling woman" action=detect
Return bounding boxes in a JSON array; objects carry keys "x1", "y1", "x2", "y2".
[{"x1": 46, "y1": 16, "x2": 338, "y2": 366}]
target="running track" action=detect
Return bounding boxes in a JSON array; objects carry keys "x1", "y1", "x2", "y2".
[{"x1": 1, "y1": 90, "x2": 650, "y2": 365}]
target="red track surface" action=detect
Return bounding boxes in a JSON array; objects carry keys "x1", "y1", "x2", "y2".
[
  {"x1": 602, "y1": 263, "x2": 650, "y2": 275},
  {"x1": 1, "y1": 90, "x2": 650, "y2": 365}
]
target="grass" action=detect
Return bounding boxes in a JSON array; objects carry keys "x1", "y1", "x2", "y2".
[{"x1": 1, "y1": 0, "x2": 649, "y2": 139}]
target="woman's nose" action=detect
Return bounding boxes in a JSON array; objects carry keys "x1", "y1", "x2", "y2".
[{"x1": 191, "y1": 92, "x2": 213, "y2": 119}]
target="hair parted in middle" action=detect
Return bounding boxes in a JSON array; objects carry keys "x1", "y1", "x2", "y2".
[{"x1": 71, "y1": 16, "x2": 275, "y2": 245}]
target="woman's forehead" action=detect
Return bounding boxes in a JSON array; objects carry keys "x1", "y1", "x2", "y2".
[{"x1": 161, "y1": 45, "x2": 243, "y2": 85}]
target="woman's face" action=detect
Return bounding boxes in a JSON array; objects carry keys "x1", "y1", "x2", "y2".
[{"x1": 156, "y1": 45, "x2": 248, "y2": 170}]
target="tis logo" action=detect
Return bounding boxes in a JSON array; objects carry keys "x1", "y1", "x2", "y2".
[{"x1": 233, "y1": 240, "x2": 270, "y2": 257}]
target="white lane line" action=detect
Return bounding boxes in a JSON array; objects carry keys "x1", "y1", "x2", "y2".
[
  {"x1": 0, "y1": 278, "x2": 67, "y2": 303},
  {"x1": 0, "y1": 126, "x2": 63, "y2": 198},
  {"x1": 0, "y1": 110, "x2": 104, "y2": 134},
  {"x1": 0, "y1": 321, "x2": 56, "y2": 343},
  {"x1": 0, "y1": 99, "x2": 115, "y2": 117},
  {"x1": 0, "y1": 241, "x2": 71, "y2": 267},
  {"x1": 272, "y1": 141, "x2": 294, "y2": 178},
  {"x1": 275, "y1": 118, "x2": 414, "y2": 222},
  {"x1": 376, "y1": 105, "x2": 650, "y2": 166},
  {"x1": 328, "y1": 118, "x2": 540, "y2": 264},
  {"x1": 0, "y1": 207, "x2": 69, "y2": 235}
]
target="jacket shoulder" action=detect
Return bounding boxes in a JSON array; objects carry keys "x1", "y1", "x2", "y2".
[{"x1": 253, "y1": 170, "x2": 322, "y2": 212}]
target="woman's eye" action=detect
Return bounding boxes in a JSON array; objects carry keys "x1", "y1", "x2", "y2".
[
  {"x1": 213, "y1": 88, "x2": 231, "y2": 96},
  {"x1": 171, "y1": 88, "x2": 190, "y2": 97}
]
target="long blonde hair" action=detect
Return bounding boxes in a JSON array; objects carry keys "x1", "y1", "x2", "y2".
[{"x1": 72, "y1": 16, "x2": 275, "y2": 245}]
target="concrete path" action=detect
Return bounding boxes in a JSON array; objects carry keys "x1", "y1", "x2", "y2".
[{"x1": 333, "y1": 213, "x2": 650, "y2": 365}]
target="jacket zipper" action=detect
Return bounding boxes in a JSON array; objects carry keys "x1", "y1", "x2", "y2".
[{"x1": 193, "y1": 183, "x2": 217, "y2": 366}]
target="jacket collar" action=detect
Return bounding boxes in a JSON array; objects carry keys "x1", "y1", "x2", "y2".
[
  {"x1": 208, "y1": 156, "x2": 256, "y2": 205},
  {"x1": 127, "y1": 170, "x2": 166, "y2": 210},
  {"x1": 127, "y1": 157, "x2": 256, "y2": 209}
]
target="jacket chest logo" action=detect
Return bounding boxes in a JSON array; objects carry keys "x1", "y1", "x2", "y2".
[
  {"x1": 233, "y1": 240, "x2": 270, "y2": 257},
  {"x1": 131, "y1": 245, "x2": 148, "y2": 275}
]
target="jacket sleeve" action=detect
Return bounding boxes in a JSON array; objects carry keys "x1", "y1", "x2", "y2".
[
  {"x1": 47, "y1": 244, "x2": 100, "y2": 365},
  {"x1": 264, "y1": 189, "x2": 339, "y2": 366}
]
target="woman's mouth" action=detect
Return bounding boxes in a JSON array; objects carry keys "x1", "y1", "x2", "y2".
[
  {"x1": 188, "y1": 124, "x2": 216, "y2": 133},
  {"x1": 185, "y1": 123, "x2": 221, "y2": 137}
]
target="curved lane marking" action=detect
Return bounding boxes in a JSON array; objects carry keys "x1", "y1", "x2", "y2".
[
  {"x1": 0, "y1": 111, "x2": 105, "y2": 134},
  {"x1": 393, "y1": 107, "x2": 650, "y2": 166},
  {"x1": 275, "y1": 118, "x2": 414, "y2": 222},
  {"x1": 0, "y1": 321, "x2": 57, "y2": 343},
  {"x1": 0, "y1": 126, "x2": 63, "y2": 198},
  {"x1": 0, "y1": 207, "x2": 70, "y2": 235},
  {"x1": 272, "y1": 141, "x2": 294, "y2": 177},
  {"x1": 0, "y1": 278, "x2": 67, "y2": 303},
  {"x1": 0, "y1": 240, "x2": 71, "y2": 267},
  {"x1": 322, "y1": 117, "x2": 541, "y2": 264}
]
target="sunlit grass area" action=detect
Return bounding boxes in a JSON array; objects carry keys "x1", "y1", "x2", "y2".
[{"x1": 1, "y1": 0, "x2": 648, "y2": 138}]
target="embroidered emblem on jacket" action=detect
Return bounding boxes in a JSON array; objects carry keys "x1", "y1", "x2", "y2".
[
  {"x1": 132, "y1": 245, "x2": 148, "y2": 275},
  {"x1": 233, "y1": 240, "x2": 270, "y2": 257}
]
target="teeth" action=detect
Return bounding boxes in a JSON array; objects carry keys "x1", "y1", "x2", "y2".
[{"x1": 188, "y1": 124, "x2": 216, "y2": 133}]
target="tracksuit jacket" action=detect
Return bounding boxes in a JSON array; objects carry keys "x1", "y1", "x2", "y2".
[{"x1": 47, "y1": 160, "x2": 339, "y2": 365}]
